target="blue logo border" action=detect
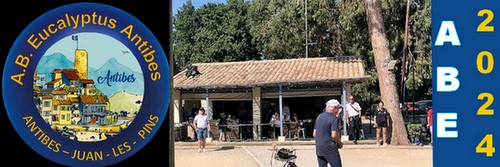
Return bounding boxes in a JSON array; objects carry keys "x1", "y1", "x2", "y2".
[{"x1": 1, "y1": 2, "x2": 170, "y2": 166}]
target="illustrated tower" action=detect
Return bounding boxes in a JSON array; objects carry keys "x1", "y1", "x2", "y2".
[{"x1": 74, "y1": 49, "x2": 88, "y2": 79}]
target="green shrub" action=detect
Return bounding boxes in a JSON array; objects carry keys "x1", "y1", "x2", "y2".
[{"x1": 407, "y1": 123, "x2": 422, "y2": 143}]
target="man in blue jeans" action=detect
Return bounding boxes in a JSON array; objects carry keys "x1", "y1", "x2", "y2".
[
  {"x1": 313, "y1": 99, "x2": 343, "y2": 167},
  {"x1": 194, "y1": 107, "x2": 210, "y2": 153}
]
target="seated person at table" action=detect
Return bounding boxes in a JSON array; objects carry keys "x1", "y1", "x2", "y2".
[
  {"x1": 226, "y1": 116, "x2": 239, "y2": 141},
  {"x1": 270, "y1": 112, "x2": 281, "y2": 139},
  {"x1": 217, "y1": 112, "x2": 229, "y2": 142},
  {"x1": 282, "y1": 111, "x2": 290, "y2": 137},
  {"x1": 289, "y1": 112, "x2": 300, "y2": 139}
]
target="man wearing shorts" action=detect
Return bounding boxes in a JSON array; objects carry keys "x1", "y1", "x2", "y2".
[{"x1": 194, "y1": 107, "x2": 210, "y2": 152}]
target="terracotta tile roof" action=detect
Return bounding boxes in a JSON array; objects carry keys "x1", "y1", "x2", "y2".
[
  {"x1": 69, "y1": 87, "x2": 78, "y2": 93},
  {"x1": 59, "y1": 99, "x2": 72, "y2": 105},
  {"x1": 51, "y1": 89, "x2": 68, "y2": 95},
  {"x1": 62, "y1": 69, "x2": 80, "y2": 80},
  {"x1": 80, "y1": 79, "x2": 94, "y2": 84},
  {"x1": 42, "y1": 95, "x2": 53, "y2": 99},
  {"x1": 80, "y1": 95, "x2": 108, "y2": 104},
  {"x1": 174, "y1": 56, "x2": 369, "y2": 89},
  {"x1": 70, "y1": 97, "x2": 79, "y2": 103},
  {"x1": 46, "y1": 78, "x2": 62, "y2": 84}
]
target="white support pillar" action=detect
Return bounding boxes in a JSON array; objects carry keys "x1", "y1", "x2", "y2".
[
  {"x1": 252, "y1": 87, "x2": 262, "y2": 140},
  {"x1": 204, "y1": 88, "x2": 212, "y2": 120},
  {"x1": 341, "y1": 80, "x2": 349, "y2": 142},
  {"x1": 278, "y1": 83, "x2": 285, "y2": 142},
  {"x1": 202, "y1": 88, "x2": 213, "y2": 142},
  {"x1": 199, "y1": 99, "x2": 213, "y2": 119},
  {"x1": 173, "y1": 89, "x2": 182, "y2": 124}
]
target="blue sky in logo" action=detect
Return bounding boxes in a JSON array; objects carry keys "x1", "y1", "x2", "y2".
[{"x1": 44, "y1": 32, "x2": 141, "y2": 73}]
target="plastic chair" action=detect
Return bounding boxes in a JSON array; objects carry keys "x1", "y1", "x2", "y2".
[
  {"x1": 359, "y1": 129, "x2": 365, "y2": 140},
  {"x1": 298, "y1": 128, "x2": 305, "y2": 139}
]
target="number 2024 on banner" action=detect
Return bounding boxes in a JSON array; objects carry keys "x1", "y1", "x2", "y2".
[{"x1": 433, "y1": 1, "x2": 499, "y2": 166}]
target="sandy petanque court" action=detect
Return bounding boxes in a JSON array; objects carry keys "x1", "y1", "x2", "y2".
[{"x1": 174, "y1": 144, "x2": 432, "y2": 167}]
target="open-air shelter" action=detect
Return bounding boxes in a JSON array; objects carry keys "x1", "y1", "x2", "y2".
[{"x1": 173, "y1": 56, "x2": 369, "y2": 140}]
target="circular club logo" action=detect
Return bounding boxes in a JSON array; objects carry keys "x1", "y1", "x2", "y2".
[{"x1": 2, "y1": 2, "x2": 169, "y2": 166}]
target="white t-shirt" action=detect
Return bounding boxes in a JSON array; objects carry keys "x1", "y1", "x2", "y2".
[
  {"x1": 283, "y1": 105, "x2": 291, "y2": 121},
  {"x1": 194, "y1": 114, "x2": 209, "y2": 128},
  {"x1": 346, "y1": 102, "x2": 362, "y2": 117},
  {"x1": 270, "y1": 114, "x2": 281, "y2": 127}
]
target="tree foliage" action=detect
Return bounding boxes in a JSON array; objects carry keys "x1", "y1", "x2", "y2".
[
  {"x1": 173, "y1": 0, "x2": 258, "y2": 73},
  {"x1": 406, "y1": 0, "x2": 432, "y2": 99},
  {"x1": 173, "y1": 0, "x2": 198, "y2": 73}
]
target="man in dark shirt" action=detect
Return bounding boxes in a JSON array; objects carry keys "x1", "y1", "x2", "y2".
[
  {"x1": 313, "y1": 99, "x2": 343, "y2": 167},
  {"x1": 191, "y1": 103, "x2": 199, "y2": 117},
  {"x1": 217, "y1": 111, "x2": 229, "y2": 142},
  {"x1": 190, "y1": 103, "x2": 199, "y2": 141},
  {"x1": 266, "y1": 103, "x2": 277, "y2": 138}
]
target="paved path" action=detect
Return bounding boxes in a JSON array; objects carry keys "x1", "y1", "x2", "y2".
[{"x1": 175, "y1": 144, "x2": 432, "y2": 167}]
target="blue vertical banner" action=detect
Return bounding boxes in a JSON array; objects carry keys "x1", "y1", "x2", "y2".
[{"x1": 433, "y1": 0, "x2": 499, "y2": 166}]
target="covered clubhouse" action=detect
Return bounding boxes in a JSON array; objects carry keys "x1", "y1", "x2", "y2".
[{"x1": 173, "y1": 56, "x2": 370, "y2": 140}]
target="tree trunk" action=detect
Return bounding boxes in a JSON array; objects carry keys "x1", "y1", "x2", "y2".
[
  {"x1": 169, "y1": 0, "x2": 175, "y2": 164},
  {"x1": 363, "y1": 0, "x2": 410, "y2": 145}
]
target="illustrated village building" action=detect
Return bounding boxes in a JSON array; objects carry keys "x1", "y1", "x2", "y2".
[{"x1": 34, "y1": 49, "x2": 115, "y2": 127}]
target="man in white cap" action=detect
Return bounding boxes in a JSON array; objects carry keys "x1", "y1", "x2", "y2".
[{"x1": 313, "y1": 99, "x2": 343, "y2": 167}]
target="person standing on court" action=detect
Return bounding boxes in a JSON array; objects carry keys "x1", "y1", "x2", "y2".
[
  {"x1": 194, "y1": 107, "x2": 210, "y2": 152},
  {"x1": 374, "y1": 101, "x2": 390, "y2": 146},
  {"x1": 313, "y1": 99, "x2": 343, "y2": 167},
  {"x1": 191, "y1": 103, "x2": 200, "y2": 140},
  {"x1": 427, "y1": 107, "x2": 433, "y2": 145},
  {"x1": 346, "y1": 95, "x2": 362, "y2": 143}
]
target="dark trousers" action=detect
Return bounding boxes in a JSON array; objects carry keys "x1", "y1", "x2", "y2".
[
  {"x1": 317, "y1": 154, "x2": 342, "y2": 167},
  {"x1": 348, "y1": 116, "x2": 361, "y2": 141},
  {"x1": 274, "y1": 127, "x2": 281, "y2": 139}
]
